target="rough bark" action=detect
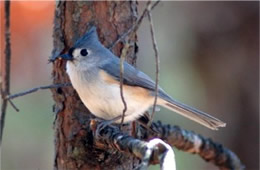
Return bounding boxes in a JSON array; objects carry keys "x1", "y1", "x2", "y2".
[{"x1": 51, "y1": 1, "x2": 139, "y2": 169}]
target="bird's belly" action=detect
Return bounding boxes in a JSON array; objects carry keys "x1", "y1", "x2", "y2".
[
  {"x1": 66, "y1": 64, "x2": 154, "y2": 123},
  {"x1": 76, "y1": 82, "x2": 153, "y2": 123}
]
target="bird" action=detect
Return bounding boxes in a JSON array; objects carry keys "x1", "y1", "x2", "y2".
[{"x1": 53, "y1": 26, "x2": 226, "y2": 130}]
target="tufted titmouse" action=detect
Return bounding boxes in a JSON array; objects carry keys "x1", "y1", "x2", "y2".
[{"x1": 53, "y1": 27, "x2": 226, "y2": 130}]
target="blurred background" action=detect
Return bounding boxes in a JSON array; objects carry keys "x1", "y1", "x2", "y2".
[{"x1": 1, "y1": 1, "x2": 258, "y2": 170}]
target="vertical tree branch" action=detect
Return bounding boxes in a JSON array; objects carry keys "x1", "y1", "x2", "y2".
[
  {"x1": 118, "y1": 0, "x2": 160, "y2": 126},
  {"x1": 147, "y1": 5, "x2": 160, "y2": 125},
  {"x1": 118, "y1": 0, "x2": 152, "y2": 126},
  {"x1": 119, "y1": 43, "x2": 130, "y2": 126},
  {"x1": 0, "y1": 0, "x2": 11, "y2": 146}
]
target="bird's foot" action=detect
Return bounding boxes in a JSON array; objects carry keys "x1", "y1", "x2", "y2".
[{"x1": 92, "y1": 116, "x2": 122, "y2": 139}]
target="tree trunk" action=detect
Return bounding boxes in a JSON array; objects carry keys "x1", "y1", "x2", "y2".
[{"x1": 51, "y1": 1, "x2": 139, "y2": 169}]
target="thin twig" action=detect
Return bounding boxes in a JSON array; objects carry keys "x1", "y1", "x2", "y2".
[
  {"x1": 119, "y1": 44, "x2": 130, "y2": 127},
  {"x1": 0, "y1": 0, "x2": 11, "y2": 146},
  {"x1": 151, "y1": 0, "x2": 160, "y2": 10},
  {"x1": 8, "y1": 99, "x2": 19, "y2": 112},
  {"x1": 5, "y1": 83, "x2": 72, "y2": 100},
  {"x1": 147, "y1": 5, "x2": 160, "y2": 126},
  {"x1": 118, "y1": 0, "x2": 154, "y2": 127},
  {"x1": 111, "y1": 0, "x2": 160, "y2": 127},
  {"x1": 109, "y1": 0, "x2": 159, "y2": 50}
]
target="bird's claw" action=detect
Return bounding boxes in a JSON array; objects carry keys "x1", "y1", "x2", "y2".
[
  {"x1": 94, "y1": 119, "x2": 114, "y2": 139},
  {"x1": 92, "y1": 116, "x2": 123, "y2": 139}
]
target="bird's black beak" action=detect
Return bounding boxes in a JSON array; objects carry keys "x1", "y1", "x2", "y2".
[
  {"x1": 49, "y1": 50, "x2": 74, "y2": 63},
  {"x1": 49, "y1": 53, "x2": 73, "y2": 62},
  {"x1": 59, "y1": 53, "x2": 73, "y2": 61}
]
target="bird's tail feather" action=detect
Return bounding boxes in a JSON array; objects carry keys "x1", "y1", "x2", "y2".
[{"x1": 160, "y1": 98, "x2": 226, "y2": 130}]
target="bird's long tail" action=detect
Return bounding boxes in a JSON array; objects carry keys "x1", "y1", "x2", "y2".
[{"x1": 158, "y1": 94, "x2": 226, "y2": 130}]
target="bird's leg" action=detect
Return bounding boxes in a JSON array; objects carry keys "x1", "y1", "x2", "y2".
[{"x1": 93, "y1": 116, "x2": 122, "y2": 139}]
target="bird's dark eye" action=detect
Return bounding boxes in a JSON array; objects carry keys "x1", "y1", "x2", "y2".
[{"x1": 80, "y1": 49, "x2": 88, "y2": 56}]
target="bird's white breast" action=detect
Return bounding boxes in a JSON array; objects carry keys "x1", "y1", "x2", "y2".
[{"x1": 66, "y1": 61, "x2": 154, "y2": 123}]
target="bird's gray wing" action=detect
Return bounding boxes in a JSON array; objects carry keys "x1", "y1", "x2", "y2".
[
  {"x1": 99, "y1": 57, "x2": 226, "y2": 130},
  {"x1": 99, "y1": 57, "x2": 159, "y2": 92},
  {"x1": 99, "y1": 56, "x2": 175, "y2": 103}
]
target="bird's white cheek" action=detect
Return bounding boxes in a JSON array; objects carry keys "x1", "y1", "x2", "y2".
[
  {"x1": 66, "y1": 61, "x2": 78, "y2": 75},
  {"x1": 66, "y1": 61, "x2": 80, "y2": 87},
  {"x1": 66, "y1": 61, "x2": 72, "y2": 76}
]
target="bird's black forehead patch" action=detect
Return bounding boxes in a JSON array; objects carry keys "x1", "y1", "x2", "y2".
[{"x1": 68, "y1": 47, "x2": 75, "y2": 57}]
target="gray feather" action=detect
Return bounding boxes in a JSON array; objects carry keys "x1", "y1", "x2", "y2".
[
  {"x1": 99, "y1": 56, "x2": 161, "y2": 92},
  {"x1": 74, "y1": 27, "x2": 100, "y2": 48}
]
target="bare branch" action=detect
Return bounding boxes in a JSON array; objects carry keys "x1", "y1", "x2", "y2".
[
  {"x1": 119, "y1": 43, "x2": 129, "y2": 126},
  {"x1": 151, "y1": 0, "x2": 160, "y2": 10},
  {"x1": 143, "y1": 121, "x2": 245, "y2": 170},
  {"x1": 118, "y1": 0, "x2": 154, "y2": 126},
  {"x1": 93, "y1": 119, "x2": 244, "y2": 169},
  {"x1": 0, "y1": 0, "x2": 11, "y2": 146},
  {"x1": 5, "y1": 83, "x2": 72, "y2": 100},
  {"x1": 7, "y1": 99, "x2": 19, "y2": 112},
  {"x1": 93, "y1": 122, "x2": 176, "y2": 170},
  {"x1": 109, "y1": 0, "x2": 160, "y2": 50},
  {"x1": 117, "y1": 0, "x2": 161, "y2": 128},
  {"x1": 147, "y1": 5, "x2": 160, "y2": 126}
]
